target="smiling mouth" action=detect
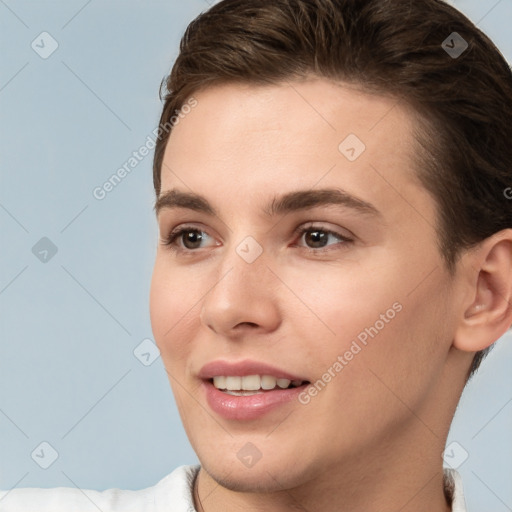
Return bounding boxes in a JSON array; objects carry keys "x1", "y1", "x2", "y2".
[{"x1": 209, "y1": 375, "x2": 310, "y2": 395}]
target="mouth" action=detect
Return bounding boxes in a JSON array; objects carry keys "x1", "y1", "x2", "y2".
[
  {"x1": 198, "y1": 359, "x2": 311, "y2": 420},
  {"x1": 209, "y1": 375, "x2": 309, "y2": 396}
]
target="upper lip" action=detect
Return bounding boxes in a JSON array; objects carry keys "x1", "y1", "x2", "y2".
[{"x1": 198, "y1": 359, "x2": 309, "y2": 382}]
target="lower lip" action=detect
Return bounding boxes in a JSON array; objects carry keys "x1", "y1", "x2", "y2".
[{"x1": 202, "y1": 380, "x2": 309, "y2": 421}]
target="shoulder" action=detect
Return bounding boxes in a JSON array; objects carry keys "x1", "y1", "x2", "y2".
[{"x1": 0, "y1": 464, "x2": 200, "y2": 512}]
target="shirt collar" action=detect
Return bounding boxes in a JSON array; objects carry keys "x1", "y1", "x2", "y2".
[{"x1": 444, "y1": 468, "x2": 468, "y2": 512}]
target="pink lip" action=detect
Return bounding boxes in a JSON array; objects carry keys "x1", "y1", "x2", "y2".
[
  {"x1": 201, "y1": 380, "x2": 310, "y2": 421},
  {"x1": 198, "y1": 359, "x2": 310, "y2": 421},
  {"x1": 198, "y1": 359, "x2": 307, "y2": 381}
]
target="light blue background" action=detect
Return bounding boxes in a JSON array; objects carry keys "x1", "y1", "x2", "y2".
[{"x1": 0, "y1": 0, "x2": 511, "y2": 510}]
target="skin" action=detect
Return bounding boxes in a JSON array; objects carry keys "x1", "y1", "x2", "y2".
[{"x1": 149, "y1": 78, "x2": 512, "y2": 512}]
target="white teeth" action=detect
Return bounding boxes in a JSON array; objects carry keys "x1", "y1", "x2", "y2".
[
  {"x1": 213, "y1": 376, "x2": 226, "y2": 389},
  {"x1": 225, "y1": 376, "x2": 242, "y2": 390},
  {"x1": 241, "y1": 375, "x2": 261, "y2": 391},
  {"x1": 261, "y1": 375, "x2": 278, "y2": 390},
  {"x1": 276, "y1": 378, "x2": 291, "y2": 389},
  {"x1": 212, "y1": 375, "x2": 305, "y2": 391}
]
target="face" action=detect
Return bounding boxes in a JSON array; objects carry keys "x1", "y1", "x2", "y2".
[{"x1": 150, "y1": 78, "x2": 464, "y2": 492}]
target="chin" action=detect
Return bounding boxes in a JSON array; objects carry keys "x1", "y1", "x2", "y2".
[
  {"x1": 202, "y1": 462, "x2": 303, "y2": 494},
  {"x1": 198, "y1": 447, "x2": 317, "y2": 495}
]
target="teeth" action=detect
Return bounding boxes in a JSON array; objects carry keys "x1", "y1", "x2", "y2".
[
  {"x1": 213, "y1": 376, "x2": 226, "y2": 389},
  {"x1": 212, "y1": 375, "x2": 304, "y2": 391},
  {"x1": 277, "y1": 378, "x2": 291, "y2": 389},
  {"x1": 241, "y1": 375, "x2": 261, "y2": 390},
  {"x1": 225, "y1": 376, "x2": 241, "y2": 390},
  {"x1": 261, "y1": 375, "x2": 278, "y2": 390}
]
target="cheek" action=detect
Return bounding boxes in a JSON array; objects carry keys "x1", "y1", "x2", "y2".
[
  {"x1": 293, "y1": 252, "x2": 446, "y2": 385},
  {"x1": 149, "y1": 259, "x2": 199, "y2": 363},
  {"x1": 335, "y1": 272, "x2": 452, "y2": 414},
  {"x1": 285, "y1": 256, "x2": 404, "y2": 355}
]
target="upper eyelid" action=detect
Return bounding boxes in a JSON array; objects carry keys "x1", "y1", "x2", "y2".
[
  {"x1": 167, "y1": 222, "x2": 349, "y2": 236},
  {"x1": 162, "y1": 216, "x2": 353, "y2": 232}
]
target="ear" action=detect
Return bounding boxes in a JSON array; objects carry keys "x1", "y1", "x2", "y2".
[{"x1": 453, "y1": 229, "x2": 512, "y2": 352}]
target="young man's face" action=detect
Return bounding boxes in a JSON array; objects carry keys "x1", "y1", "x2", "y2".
[{"x1": 150, "y1": 79, "x2": 472, "y2": 493}]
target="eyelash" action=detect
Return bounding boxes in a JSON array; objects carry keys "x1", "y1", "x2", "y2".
[{"x1": 160, "y1": 223, "x2": 353, "y2": 255}]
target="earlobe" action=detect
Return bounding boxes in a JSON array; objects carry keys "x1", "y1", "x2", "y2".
[{"x1": 453, "y1": 230, "x2": 512, "y2": 352}]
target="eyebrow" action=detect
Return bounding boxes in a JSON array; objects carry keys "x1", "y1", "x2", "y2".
[{"x1": 154, "y1": 187, "x2": 382, "y2": 219}]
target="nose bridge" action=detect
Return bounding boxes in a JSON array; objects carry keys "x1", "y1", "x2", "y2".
[
  {"x1": 199, "y1": 231, "x2": 280, "y2": 334},
  {"x1": 212, "y1": 233, "x2": 268, "y2": 298}
]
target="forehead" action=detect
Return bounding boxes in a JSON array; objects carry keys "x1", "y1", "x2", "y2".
[{"x1": 160, "y1": 78, "x2": 433, "y2": 227}]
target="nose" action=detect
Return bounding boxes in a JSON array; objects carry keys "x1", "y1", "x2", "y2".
[{"x1": 199, "y1": 241, "x2": 282, "y2": 338}]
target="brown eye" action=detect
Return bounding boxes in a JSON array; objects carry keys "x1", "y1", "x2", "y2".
[
  {"x1": 303, "y1": 229, "x2": 330, "y2": 249},
  {"x1": 180, "y1": 229, "x2": 205, "y2": 250},
  {"x1": 162, "y1": 226, "x2": 214, "y2": 252},
  {"x1": 296, "y1": 225, "x2": 352, "y2": 252}
]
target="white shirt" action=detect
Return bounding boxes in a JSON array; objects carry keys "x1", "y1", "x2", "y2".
[{"x1": 0, "y1": 465, "x2": 467, "y2": 511}]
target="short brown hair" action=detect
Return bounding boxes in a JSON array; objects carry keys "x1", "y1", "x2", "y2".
[{"x1": 153, "y1": 0, "x2": 512, "y2": 380}]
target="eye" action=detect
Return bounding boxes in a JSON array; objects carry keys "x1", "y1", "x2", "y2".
[
  {"x1": 160, "y1": 225, "x2": 216, "y2": 252},
  {"x1": 293, "y1": 223, "x2": 353, "y2": 253},
  {"x1": 160, "y1": 223, "x2": 353, "y2": 255}
]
